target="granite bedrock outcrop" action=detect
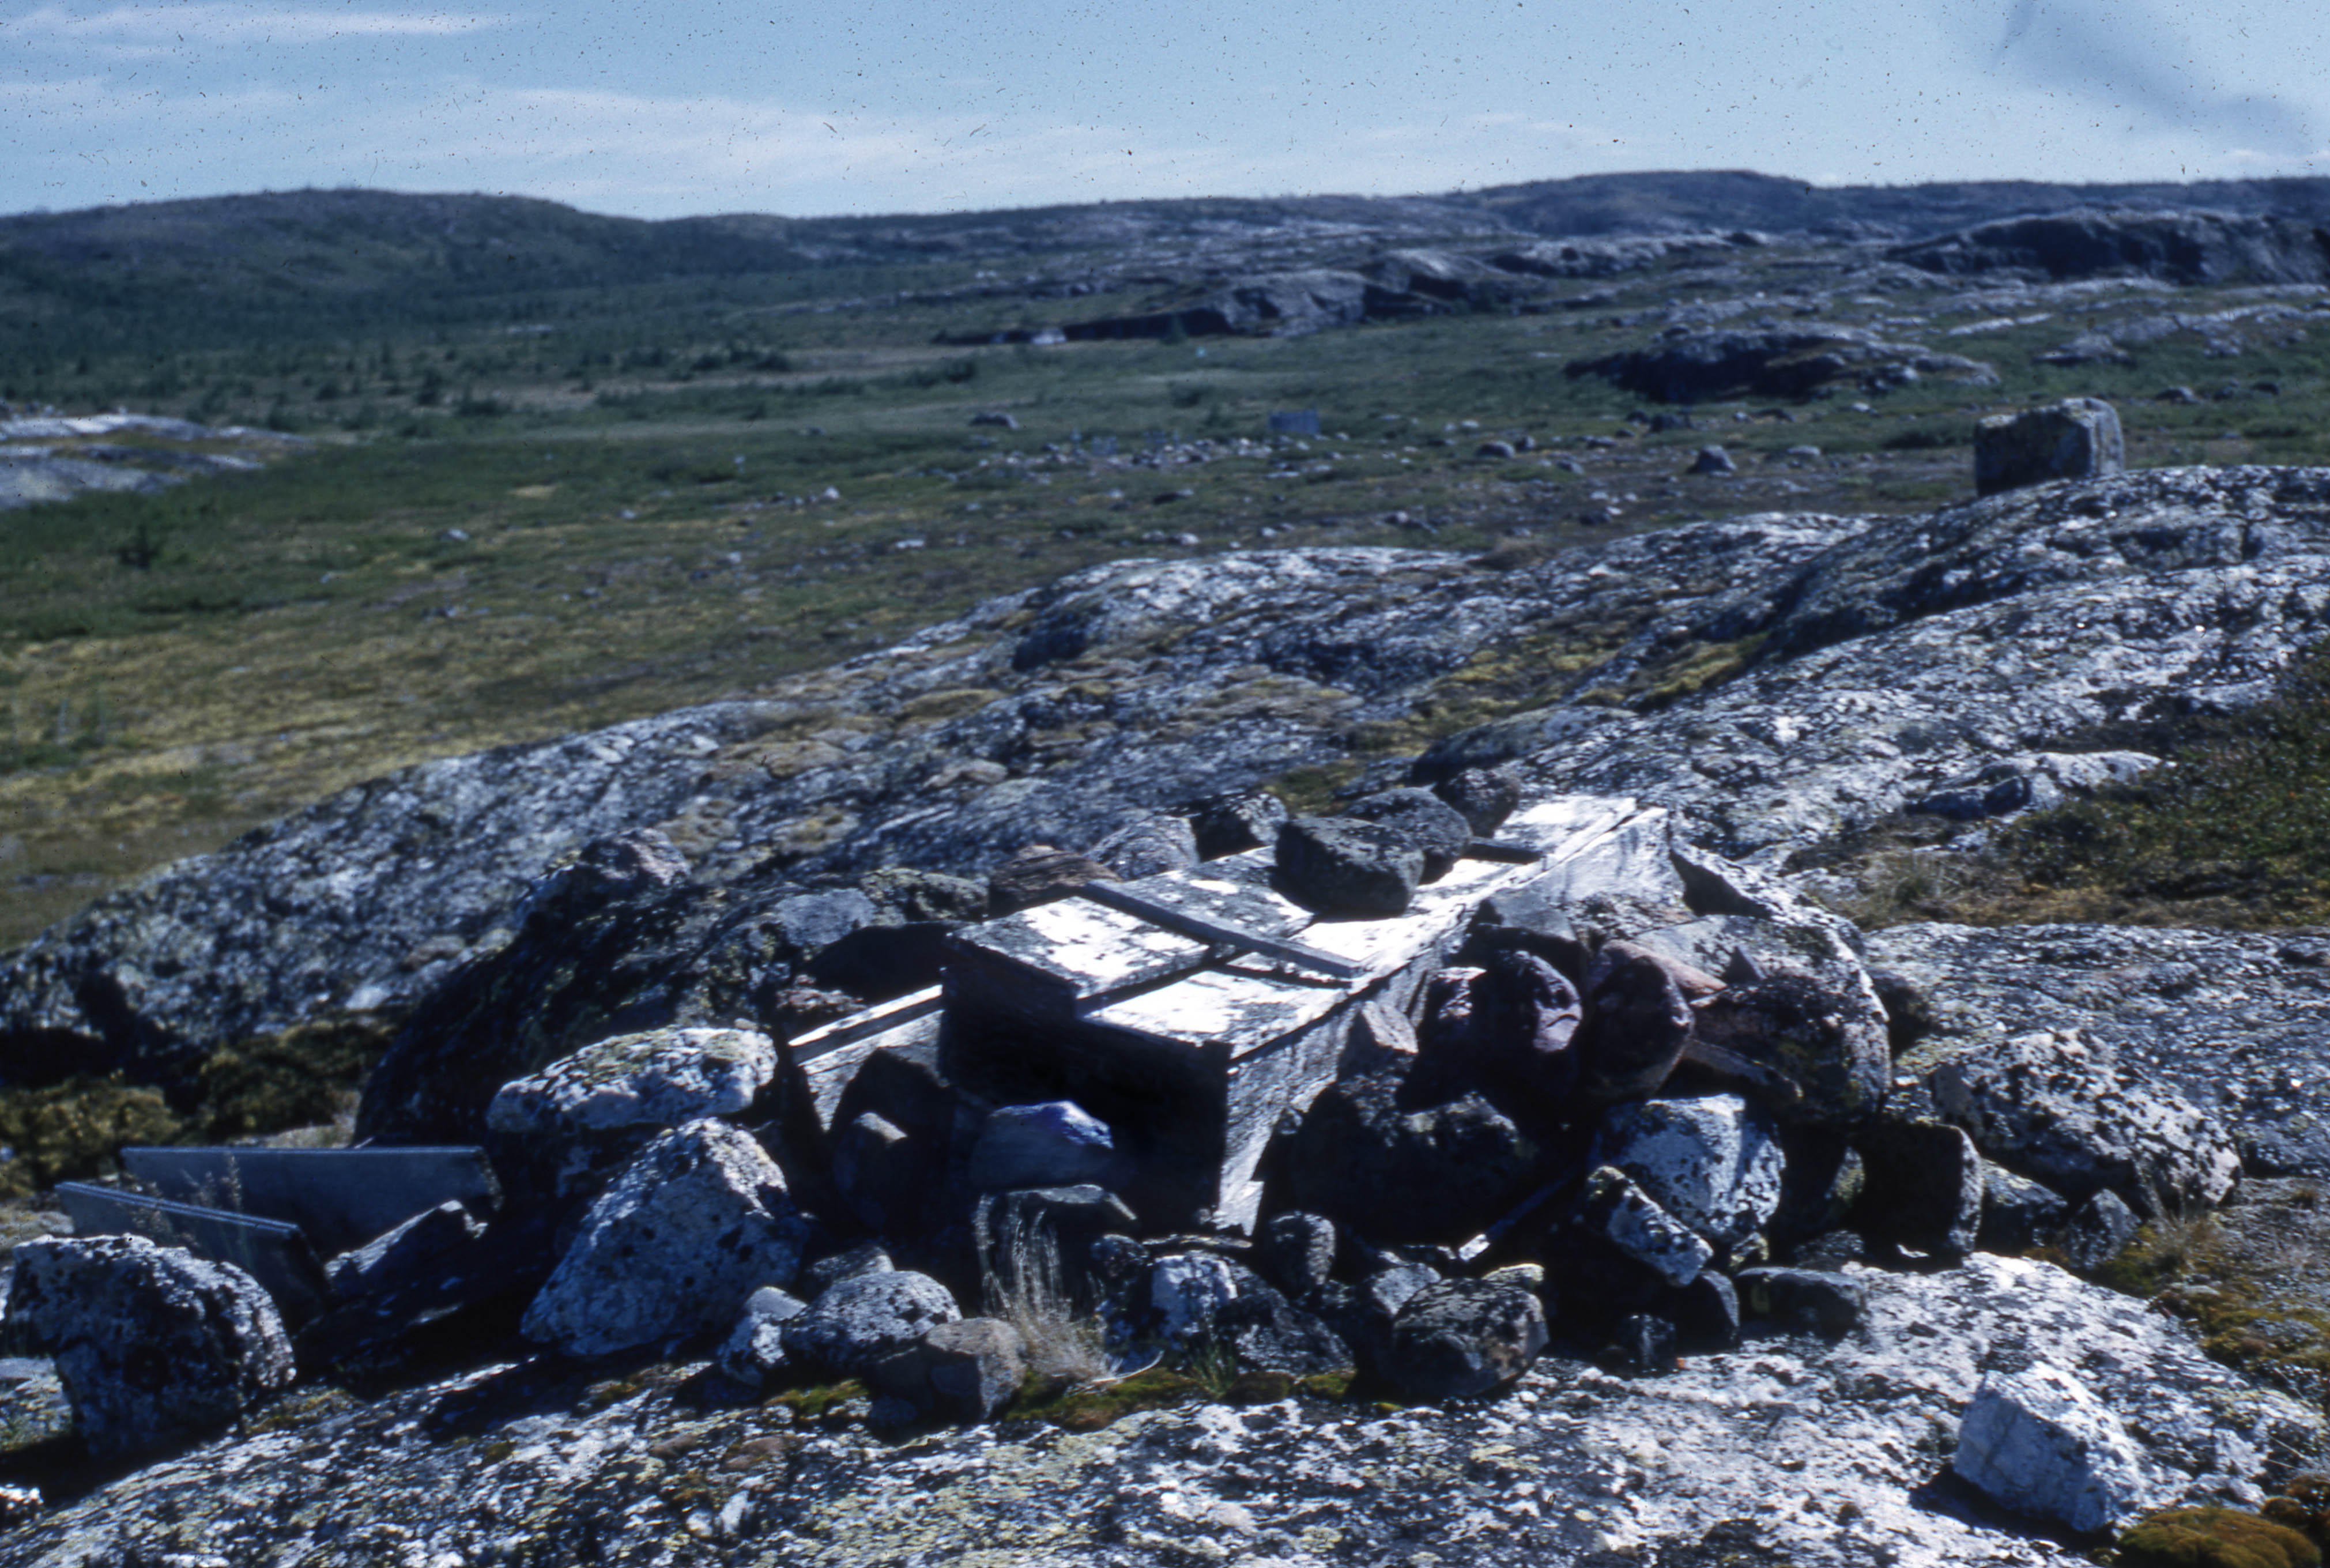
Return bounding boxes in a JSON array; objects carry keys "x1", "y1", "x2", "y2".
[{"x1": 6, "y1": 464, "x2": 2330, "y2": 1565}]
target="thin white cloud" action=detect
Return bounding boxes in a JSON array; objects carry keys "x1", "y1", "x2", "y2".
[{"x1": 4, "y1": 3, "x2": 507, "y2": 44}]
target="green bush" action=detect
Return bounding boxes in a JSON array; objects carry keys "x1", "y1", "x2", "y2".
[{"x1": 0, "y1": 1076, "x2": 183, "y2": 1197}]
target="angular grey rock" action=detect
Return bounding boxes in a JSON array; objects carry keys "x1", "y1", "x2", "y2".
[
  {"x1": 1908, "y1": 749, "x2": 2158, "y2": 820},
  {"x1": 1145, "y1": 1253, "x2": 1250, "y2": 1347},
  {"x1": 522, "y1": 1119, "x2": 809, "y2": 1358},
  {"x1": 870, "y1": 1317, "x2": 1027, "y2": 1422},
  {"x1": 1592, "y1": 1094, "x2": 1785, "y2": 1249},
  {"x1": 1274, "y1": 815, "x2": 1424, "y2": 917},
  {"x1": 1980, "y1": 1166, "x2": 2072, "y2": 1254},
  {"x1": 1257, "y1": 1211, "x2": 1337, "y2": 1302},
  {"x1": 1429, "y1": 765, "x2": 1524, "y2": 837},
  {"x1": 783, "y1": 1271, "x2": 962, "y2": 1378},
  {"x1": 1974, "y1": 398, "x2": 2124, "y2": 495},
  {"x1": 4, "y1": 1234, "x2": 293, "y2": 1461},
  {"x1": 1952, "y1": 1362, "x2": 2150, "y2": 1533},
  {"x1": 713, "y1": 1285, "x2": 807, "y2": 1392},
  {"x1": 966, "y1": 1100, "x2": 1118, "y2": 1191},
  {"x1": 1384, "y1": 1279, "x2": 1548, "y2": 1399},
  {"x1": 1931, "y1": 1030, "x2": 2240, "y2": 1216},
  {"x1": 1571, "y1": 1165, "x2": 1714, "y2": 1288},
  {"x1": 1344, "y1": 787, "x2": 1473, "y2": 880},
  {"x1": 1690, "y1": 446, "x2": 1737, "y2": 476},
  {"x1": 1087, "y1": 815, "x2": 1198, "y2": 881},
  {"x1": 1733, "y1": 1267, "x2": 1868, "y2": 1336},
  {"x1": 1855, "y1": 1117, "x2": 1982, "y2": 1257},
  {"x1": 2061, "y1": 1189, "x2": 2143, "y2": 1273},
  {"x1": 1686, "y1": 959, "x2": 1891, "y2": 1128},
  {"x1": 485, "y1": 1024, "x2": 777, "y2": 1196}
]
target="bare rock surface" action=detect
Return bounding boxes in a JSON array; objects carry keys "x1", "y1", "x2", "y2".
[{"x1": 1, "y1": 1254, "x2": 2308, "y2": 1567}]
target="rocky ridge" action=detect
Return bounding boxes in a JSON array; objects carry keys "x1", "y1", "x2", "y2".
[{"x1": 7, "y1": 460, "x2": 2330, "y2": 1563}]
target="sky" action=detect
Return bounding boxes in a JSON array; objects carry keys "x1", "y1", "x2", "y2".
[{"x1": 2, "y1": 0, "x2": 2325, "y2": 221}]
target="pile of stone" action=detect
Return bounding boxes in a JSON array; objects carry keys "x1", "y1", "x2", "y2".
[{"x1": 0, "y1": 771, "x2": 2246, "y2": 1542}]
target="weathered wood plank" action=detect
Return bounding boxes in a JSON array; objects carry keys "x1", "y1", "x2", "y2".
[
  {"x1": 54, "y1": 1183, "x2": 331, "y2": 1324},
  {"x1": 1079, "y1": 880, "x2": 1363, "y2": 979},
  {"x1": 120, "y1": 1146, "x2": 500, "y2": 1258}
]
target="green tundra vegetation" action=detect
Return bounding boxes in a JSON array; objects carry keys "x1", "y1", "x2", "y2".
[{"x1": 3, "y1": 191, "x2": 2330, "y2": 948}]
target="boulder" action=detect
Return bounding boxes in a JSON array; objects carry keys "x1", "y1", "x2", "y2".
[
  {"x1": 857, "y1": 866, "x2": 990, "y2": 925},
  {"x1": 804, "y1": 922, "x2": 955, "y2": 1001},
  {"x1": 485, "y1": 1024, "x2": 778, "y2": 1197},
  {"x1": 966, "y1": 1100, "x2": 1118, "y2": 1191},
  {"x1": 1973, "y1": 398, "x2": 2124, "y2": 496},
  {"x1": 1855, "y1": 1117, "x2": 1983, "y2": 1257},
  {"x1": 1088, "y1": 816, "x2": 1199, "y2": 881},
  {"x1": 1569, "y1": 1166, "x2": 1714, "y2": 1288},
  {"x1": 1256, "y1": 1211, "x2": 1337, "y2": 1302},
  {"x1": 870, "y1": 1317, "x2": 1028, "y2": 1422},
  {"x1": 1669, "y1": 1269, "x2": 1742, "y2": 1352},
  {"x1": 1429, "y1": 766, "x2": 1523, "y2": 837},
  {"x1": 1591, "y1": 1094, "x2": 1785, "y2": 1249},
  {"x1": 1288, "y1": 1065, "x2": 1536, "y2": 1245},
  {"x1": 4, "y1": 1234, "x2": 294, "y2": 1460},
  {"x1": 1344, "y1": 788, "x2": 1473, "y2": 880},
  {"x1": 1908, "y1": 749, "x2": 2159, "y2": 821},
  {"x1": 713, "y1": 1285, "x2": 807, "y2": 1392},
  {"x1": 832, "y1": 1110, "x2": 929, "y2": 1235},
  {"x1": 1576, "y1": 941, "x2": 1699, "y2": 1104},
  {"x1": 1187, "y1": 790, "x2": 1290, "y2": 858},
  {"x1": 1931, "y1": 1031, "x2": 2241, "y2": 1216},
  {"x1": 797, "y1": 1242, "x2": 894, "y2": 1300},
  {"x1": 521, "y1": 1120, "x2": 810, "y2": 1358},
  {"x1": 987, "y1": 846, "x2": 1116, "y2": 915},
  {"x1": 1383, "y1": 1279, "x2": 1548, "y2": 1399},
  {"x1": 784, "y1": 1271, "x2": 962, "y2": 1378},
  {"x1": 1952, "y1": 1363, "x2": 2150, "y2": 1533},
  {"x1": 1566, "y1": 324, "x2": 1996, "y2": 404},
  {"x1": 1274, "y1": 816, "x2": 1424, "y2": 917},
  {"x1": 1420, "y1": 949, "x2": 1584, "y2": 1122},
  {"x1": 1690, "y1": 446, "x2": 1737, "y2": 476},
  {"x1": 1980, "y1": 1167, "x2": 2072, "y2": 1254},
  {"x1": 1685, "y1": 961, "x2": 1891, "y2": 1127},
  {"x1": 2061, "y1": 1189, "x2": 2143, "y2": 1273},
  {"x1": 1145, "y1": 1253, "x2": 1250, "y2": 1346}
]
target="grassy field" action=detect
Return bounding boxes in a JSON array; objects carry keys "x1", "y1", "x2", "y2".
[{"x1": 6, "y1": 227, "x2": 2330, "y2": 948}]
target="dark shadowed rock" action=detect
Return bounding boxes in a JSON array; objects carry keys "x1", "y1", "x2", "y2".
[
  {"x1": 966, "y1": 1100, "x2": 1118, "y2": 1191},
  {"x1": 2061, "y1": 1189, "x2": 2143, "y2": 1273},
  {"x1": 1187, "y1": 790, "x2": 1290, "y2": 859},
  {"x1": 1855, "y1": 1117, "x2": 1983, "y2": 1257},
  {"x1": 5, "y1": 1234, "x2": 294, "y2": 1461},
  {"x1": 1257, "y1": 1211, "x2": 1337, "y2": 1302},
  {"x1": 1733, "y1": 1267, "x2": 1867, "y2": 1336},
  {"x1": 1288, "y1": 1064, "x2": 1535, "y2": 1245},
  {"x1": 1690, "y1": 446, "x2": 1737, "y2": 476},
  {"x1": 1577, "y1": 941, "x2": 1699, "y2": 1104},
  {"x1": 1420, "y1": 949, "x2": 1584, "y2": 1123},
  {"x1": 1273, "y1": 816, "x2": 1424, "y2": 918},
  {"x1": 356, "y1": 850, "x2": 870, "y2": 1145},
  {"x1": 1687, "y1": 963, "x2": 1890, "y2": 1128},
  {"x1": 1567, "y1": 324, "x2": 1996, "y2": 404},
  {"x1": 1891, "y1": 207, "x2": 2330, "y2": 287},
  {"x1": 1384, "y1": 1279, "x2": 1548, "y2": 1399},
  {"x1": 713, "y1": 1285, "x2": 807, "y2": 1393},
  {"x1": 1344, "y1": 788, "x2": 1473, "y2": 880},
  {"x1": 1979, "y1": 1167, "x2": 2072, "y2": 1254}
]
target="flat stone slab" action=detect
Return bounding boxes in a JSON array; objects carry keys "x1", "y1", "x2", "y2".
[
  {"x1": 120, "y1": 1146, "x2": 500, "y2": 1257},
  {"x1": 52, "y1": 1183, "x2": 330, "y2": 1324}
]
